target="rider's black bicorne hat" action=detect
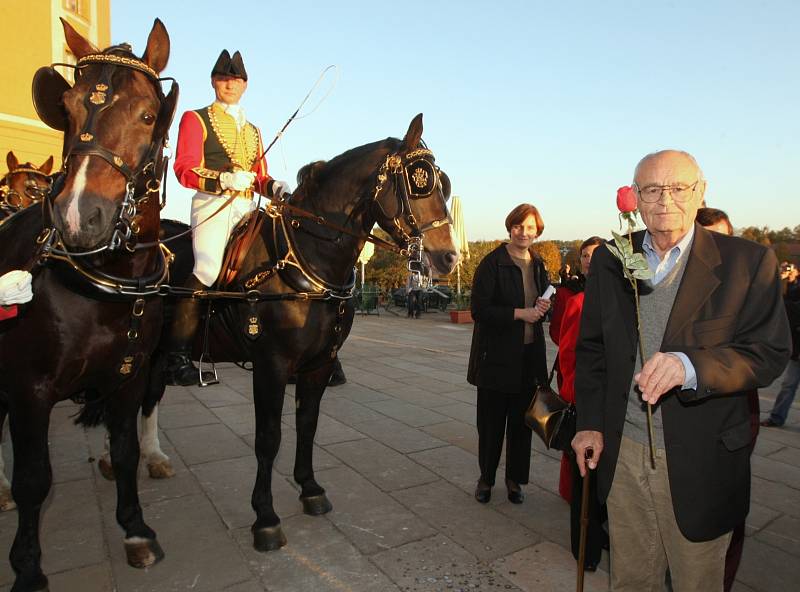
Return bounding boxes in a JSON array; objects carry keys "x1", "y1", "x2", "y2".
[{"x1": 211, "y1": 50, "x2": 247, "y2": 81}]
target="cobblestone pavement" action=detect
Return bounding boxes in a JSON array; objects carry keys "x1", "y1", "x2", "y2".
[{"x1": 2, "y1": 310, "x2": 798, "y2": 591}]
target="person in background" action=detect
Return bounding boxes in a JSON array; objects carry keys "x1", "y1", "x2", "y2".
[
  {"x1": 554, "y1": 236, "x2": 608, "y2": 571},
  {"x1": 406, "y1": 271, "x2": 423, "y2": 318},
  {"x1": 761, "y1": 261, "x2": 800, "y2": 428},
  {"x1": 467, "y1": 203, "x2": 551, "y2": 504},
  {"x1": 696, "y1": 206, "x2": 757, "y2": 592},
  {"x1": 572, "y1": 150, "x2": 791, "y2": 591}
]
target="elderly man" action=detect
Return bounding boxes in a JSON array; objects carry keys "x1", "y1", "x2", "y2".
[{"x1": 572, "y1": 150, "x2": 791, "y2": 591}]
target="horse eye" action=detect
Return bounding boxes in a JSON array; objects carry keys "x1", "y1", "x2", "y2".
[{"x1": 141, "y1": 113, "x2": 155, "y2": 125}]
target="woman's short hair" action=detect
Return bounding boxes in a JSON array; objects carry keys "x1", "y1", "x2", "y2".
[
  {"x1": 505, "y1": 203, "x2": 544, "y2": 237},
  {"x1": 580, "y1": 236, "x2": 605, "y2": 254},
  {"x1": 696, "y1": 207, "x2": 733, "y2": 236}
]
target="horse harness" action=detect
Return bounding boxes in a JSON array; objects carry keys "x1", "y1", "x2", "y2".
[
  {"x1": 0, "y1": 166, "x2": 51, "y2": 217},
  {"x1": 28, "y1": 48, "x2": 179, "y2": 377}
]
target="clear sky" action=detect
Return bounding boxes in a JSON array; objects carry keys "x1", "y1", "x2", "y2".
[{"x1": 112, "y1": 0, "x2": 799, "y2": 241}]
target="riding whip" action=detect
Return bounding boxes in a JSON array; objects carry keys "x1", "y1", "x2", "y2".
[{"x1": 257, "y1": 65, "x2": 338, "y2": 160}]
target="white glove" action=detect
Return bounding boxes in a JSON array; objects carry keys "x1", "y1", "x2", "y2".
[
  {"x1": 0, "y1": 270, "x2": 33, "y2": 305},
  {"x1": 271, "y1": 180, "x2": 290, "y2": 199},
  {"x1": 219, "y1": 171, "x2": 256, "y2": 192}
]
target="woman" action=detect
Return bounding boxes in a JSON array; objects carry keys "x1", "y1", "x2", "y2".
[
  {"x1": 467, "y1": 203, "x2": 551, "y2": 504},
  {"x1": 554, "y1": 236, "x2": 607, "y2": 571}
]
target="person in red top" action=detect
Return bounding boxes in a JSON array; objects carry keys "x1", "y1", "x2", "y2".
[
  {"x1": 166, "y1": 49, "x2": 290, "y2": 386},
  {"x1": 553, "y1": 236, "x2": 607, "y2": 571}
]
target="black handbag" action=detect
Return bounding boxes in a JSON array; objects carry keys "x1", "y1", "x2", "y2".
[{"x1": 524, "y1": 355, "x2": 576, "y2": 452}]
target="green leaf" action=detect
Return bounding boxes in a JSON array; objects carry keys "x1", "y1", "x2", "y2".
[
  {"x1": 625, "y1": 255, "x2": 649, "y2": 270},
  {"x1": 606, "y1": 243, "x2": 623, "y2": 261},
  {"x1": 632, "y1": 268, "x2": 653, "y2": 280}
]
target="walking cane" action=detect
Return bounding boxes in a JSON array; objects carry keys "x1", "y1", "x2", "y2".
[{"x1": 577, "y1": 448, "x2": 593, "y2": 592}]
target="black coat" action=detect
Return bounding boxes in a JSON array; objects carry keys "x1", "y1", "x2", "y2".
[
  {"x1": 467, "y1": 243, "x2": 551, "y2": 393},
  {"x1": 575, "y1": 224, "x2": 792, "y2": 541}
]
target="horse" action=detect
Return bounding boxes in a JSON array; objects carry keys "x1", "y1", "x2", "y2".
[
  {"x1": 0, "y1": 17, "x2": 178, "y2": 591},
  {"x1": 0, "y1": 153, "x2": 53, "y2": 511},
  {"x1": 143, "y1": 113, "x2": 458, "y2": 552},
  {"x1": 0, "y1": 152, "x2": 53, "y2": 220}
]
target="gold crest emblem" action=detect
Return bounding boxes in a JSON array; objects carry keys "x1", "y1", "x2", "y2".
[
  {"x1": 119, "y1": 356, "x2": 134, "y2": 375},
  {"x1": 247, "y1": 316, "x2": 260, "y2": 336},
  {"x1": 95, "y1": 83, "x2": 108, "y2": 91},
  {"x1": 113, "y1": 156, "x2": 124, "y2": 167},
  {"x1": 89, "y1": 91, "x2": 106, "y2": 105},
  {"x1": 80, "y1": 133, "x2": 93, "y2": 142},
  {"x1": 412, "y1": 167, "x2": 429, "y2": 189}
]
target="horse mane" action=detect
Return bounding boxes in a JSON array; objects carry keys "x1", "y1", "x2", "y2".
[{"x1": 294, "y1": 137, "x2": 401, "y2": 198}]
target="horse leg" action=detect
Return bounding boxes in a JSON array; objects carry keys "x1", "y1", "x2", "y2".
[
  {"x1": 295, "y1": 364, "x2": 334, "y2": 516},
  {"x1": 105, "y1": 379, "x2": 164, "y2": 569},
  {"x1": 0, "y1": 402, "x2": 15, "y2": 511},
  {"x1": 7, "y1": 397, "x2": 52, "y2": 592},
  {"x1": 250, "y1": 360, "x2": 288, "y2": 552},
  {"x1": 140, "y1": 405, "x2": 174, "y2": 478}
]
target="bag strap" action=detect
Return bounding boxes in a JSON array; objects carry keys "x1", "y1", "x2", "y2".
[{"x1": 547, "y1": 354, "x2": 559, "y2": 386}]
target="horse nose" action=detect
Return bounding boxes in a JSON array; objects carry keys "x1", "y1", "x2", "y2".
[
  {"x1": 444, "y1": 251, "x2": 458, "y2": 269},
  {"x1": 84, "y1": 206, "x2": 104, "y2": 234}
]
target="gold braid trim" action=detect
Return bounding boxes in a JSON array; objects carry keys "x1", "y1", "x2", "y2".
[{"x1": 77, "y1": 54, "x2": 158, "y2": 79}]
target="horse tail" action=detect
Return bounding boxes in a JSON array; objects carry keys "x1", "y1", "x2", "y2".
[{"x1": 72, "y1": 389, "x2": 106, "y2": 427}]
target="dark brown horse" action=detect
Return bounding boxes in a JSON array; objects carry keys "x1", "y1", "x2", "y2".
[
  {"x1": 146, "y1": 114, "x2": 458, "y2": 552},
  {"x1": 0, "y1": 18, "x2": 177, "y2": 592},
  {"x1": 0, "y1": 152, "x2": 53, "y2": 220}
]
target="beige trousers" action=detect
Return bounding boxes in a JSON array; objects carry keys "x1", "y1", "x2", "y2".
[
  {"x1": 190, "y1": 191, "x2": 256, "y2": 286},
  {"x1": 607, "y1": 436, "x2": 731, "y2": 592}
]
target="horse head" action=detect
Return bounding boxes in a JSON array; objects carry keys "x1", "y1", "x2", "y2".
[
  {"x1": 34, "y1": 18, "x2": 177, "y2": 250},
  {"x1": 371, "y1": 114, "x2": 459, "y2": 276},
  {"x1": 0, "y1": 151, "x2": 53, "y2": 213}
]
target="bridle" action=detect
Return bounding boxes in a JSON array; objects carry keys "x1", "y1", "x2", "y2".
[
  {"x1": 29, "y1": 47, "x2": 179, "y2": 296},
  {"x1": 246, "y1": 145, "x2": 452, "y2": 299},
  {"x1": 33, "y1": 47, "x2": 178, "y2": 257},
  {"x1": 0, "y1": 166, "x2": 51, "y2": 213}
]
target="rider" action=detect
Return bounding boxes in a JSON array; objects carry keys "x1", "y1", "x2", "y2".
[{"x1": 167, "y1": 49, "x2": 290, "y2": 386}]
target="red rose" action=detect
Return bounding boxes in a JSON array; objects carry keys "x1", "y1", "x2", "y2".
[{"x1": 616, "y1": 185, "x2": 637, "y2": 213}]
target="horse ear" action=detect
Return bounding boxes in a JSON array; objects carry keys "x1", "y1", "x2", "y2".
[
  {"x1": 142, "y1": 18, "x2": 170, "y2": 74},
  {"x1": 40, "y1": 155, "x2": 54, "y2": 175},
  {"x1": 6, "y1": 151, "x2": 18, "y2": 171},
  {"x1": 400, "y1": 113, "x2": 424, "y2": 151},
  {"x1": 60, "y1": 17, "x2": 98, "y2": 59}
]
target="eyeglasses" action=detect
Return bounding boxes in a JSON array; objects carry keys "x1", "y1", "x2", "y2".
[{"x1": 635, "y1": 180, "x2": 700, "y2": 203}]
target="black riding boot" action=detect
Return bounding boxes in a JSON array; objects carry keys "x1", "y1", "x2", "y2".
[{"x1": 165, "y1": 276, "x2": 215, "y2": 386}]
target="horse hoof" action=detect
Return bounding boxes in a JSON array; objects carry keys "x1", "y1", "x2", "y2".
[
  {"x1": 12, "y1": 572, "x2": 49, "y2": 592},
  {"x1": 124, "y1": 537, "x2": 165, "y2": 568},
  {"x1": 0, "y1": 492, "x2": 16, "y2": 512},
  {"x1": 147, "y1": 460, "x2": 175, "y2": 479},
  {"x1": 98, "y1": 457, "x2": 115, "y2": 481},
  {"x1": 301, "y1": 493, "x2": 333, "y2": 516},
  {"x1": 252, "y1": 525, "x2": 287, "y2": 552}
]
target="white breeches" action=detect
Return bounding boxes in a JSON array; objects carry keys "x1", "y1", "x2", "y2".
[{"x1": 190, "y1": 191, "x2": 256, "y2": 286}]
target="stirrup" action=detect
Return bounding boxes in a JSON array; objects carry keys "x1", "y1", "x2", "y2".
[{"x1": 198, "y1": 352, "x2": 219, "y2": 387}]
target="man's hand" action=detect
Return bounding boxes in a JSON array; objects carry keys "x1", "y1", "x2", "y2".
[
  {"x1": 634, "y1": 352, "x2": 685, "y2": 404},
  {"x1": 572, "y1": 430, "x2": 603, "y2": 477},
  {"x1": 535, "y1": 297, "x2": 551, "y2": 314},
  {"x1": 270, "y1": 180, "x2": 290, "y2": 199},
  {"x1": 220, "y1": 171, "x2": 256, "y2": 192}
]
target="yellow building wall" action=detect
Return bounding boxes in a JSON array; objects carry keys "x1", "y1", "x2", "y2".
[{"x1": 0, "y1": 0, "x2": 110, "y2": 173}]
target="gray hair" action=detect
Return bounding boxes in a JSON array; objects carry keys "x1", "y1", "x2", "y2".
[{"x1": 633, "y1": 150, "x2": 705, "y2": 184}]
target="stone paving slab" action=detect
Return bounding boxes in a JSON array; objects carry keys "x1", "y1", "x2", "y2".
[
  {"x1": 371, "y1": 533, "x2": 522, "y2": 591},
  {"x1": 496, "y1": 541, "x2": 608, "y2": 592},
  {"x1": 1, "y1": 312, "x2": 798, "y2": 591},
  {"x1": 325, "y1": 438, "x2": 439, "y2": 492},
  {"x1": 232, "y1": 514, "x2": 399, "y2": 592},
  {"x1": 316, "y1": 465, "x2": 436, "y2": 554},
  {"x1": 392, "y1": 479, "x2": 539, "y2": 561}
]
